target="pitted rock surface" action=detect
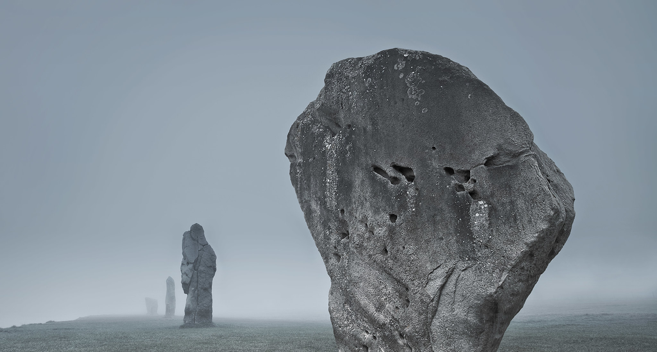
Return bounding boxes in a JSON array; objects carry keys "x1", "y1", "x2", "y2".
[
  {"x1": 180, "y1": 223, "x2": 216, "y2": 327},
  {"x1": 285, "y1": 48, "x2": 575, "y2": 352},
  {"x1": 165, "y1": 276, "x2": 176, "y2": 318}
]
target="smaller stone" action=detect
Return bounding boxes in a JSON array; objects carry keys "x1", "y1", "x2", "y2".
[
  {"x1": 145, "y1": 297, "x2": 158, "y2": 315},
  {"x1": 165, "y1": 276, "x2": 176, "y2": 318}
]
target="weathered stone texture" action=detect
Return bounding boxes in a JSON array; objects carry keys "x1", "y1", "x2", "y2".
[
  {"x1": 180, "y1": 223, "x2": 216, "y2": 327},
  {"x1": 285, "y1": 48, "x2": 575, "y2": 352},
  {"x1": 165, "y1": 276, "x2": 175, "y2": 318}
]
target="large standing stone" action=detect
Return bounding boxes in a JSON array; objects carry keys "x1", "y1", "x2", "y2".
[
  {"x1": 145, "y1": 297, "x2": 158, "y2": 316},
  {"x1": 165, "y1": 276, "x2": 176, "y2": 318},
  {"x1": 180, "y1": 223, "x2": 216, "y2": 327},
  {"x1": 285, "y1": 49, "x2": 575, "y2": 352}
]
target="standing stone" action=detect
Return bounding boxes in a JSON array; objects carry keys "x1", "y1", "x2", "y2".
[
  {"x1": 285, "y1": 49, "x2": 575, "y2": 352},
  {"x1": 145, "y1": 297, "x2": 158, "y2": 316},
  {"x1": 165, "y1": 276, "x2": 176, "y2": 318},
  {"x1": 180, "y1": 223, "x2": 216, "y2": 327}
]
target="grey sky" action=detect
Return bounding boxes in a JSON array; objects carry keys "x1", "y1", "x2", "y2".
[{"x1": 1, "y1": 1, "x2": 655, "y2": 328}]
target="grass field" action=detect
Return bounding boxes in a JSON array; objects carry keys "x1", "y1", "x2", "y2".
[{"x1": 1, "y1": 311, "x2": 655, "y2": 351}]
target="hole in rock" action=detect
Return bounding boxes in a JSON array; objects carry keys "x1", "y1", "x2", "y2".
[
  {"x1": 454, "y1": 184, "x2": 465, "y2": 192},
  {"x1": 470, "y1": 178, "x2": 477, "y2": 184},
  {"x1": 373, "y1": 165, "x2": 402, "y2": 185},
  {"x1": 340, "y1": 231, "x2": 349, "y2": 240},
  {"x1": 389, "y1": 214, "x2": 398, "y2": 223},
  {"x1": 392, "y1": 164, "x2": 415, "y2": 182},
  {"x1": 362, "y1": 345, "x2": 369, "y2": 352},
  {"x1": 333, "y1": 253, "x2": 341, "y2": 262},
  {"x1": 373, "y1": 335, "x2": 377, "y2": 340},
  {"x1": 296, "y1": 123, "x2": 300, "y2": 130},
  {"x1": 340, "y1": 209, "x2": 345, "y2": 215},
  {"x1": 444, "y1": 167, "x2": 454, "y2": 175},
  {"x1": 432, "y1": 146, "x2": 436, "y2": 150},
  {"x1": 383, "y1": 246, "x2": 389, "y2": 255},
  {"x1": 373, "y1": 165, "x2": 390, "y2": 179},
  {"x1": 468, "y1": 190, "x2": 480, "y2": 200}
]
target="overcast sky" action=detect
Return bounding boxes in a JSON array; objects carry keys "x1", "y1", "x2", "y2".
[{"x1": 1, "y1": 1, "x2": 655, "y2": 328}]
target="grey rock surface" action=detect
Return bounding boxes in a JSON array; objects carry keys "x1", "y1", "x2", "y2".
[
  {"x1": 165, "y1": 276, "x2": 176, "y2": 318},
  {"x1": 145, "y1": 298, "x2": 158, "y2": 316},
  {"x1": 285, "y1": 48, "x2": 575, "y2": 352},
  {"x1": 180, "y1": 223, "x2": 216, "y2": 327}
]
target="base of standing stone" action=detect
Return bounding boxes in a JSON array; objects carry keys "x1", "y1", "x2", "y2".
[{"x1": 179, "y1": 322, "x2": 215, "y2": 329}]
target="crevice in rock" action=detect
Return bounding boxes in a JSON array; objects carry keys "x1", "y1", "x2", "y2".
[
  {"x1": 392, "y1": 164, "x2": 416, "y2": 182},
  {"x1": 468, "y1": 190, "x2": 480, "y2": 200},
  {"x1": 372, "y1": 165, "x2": 401, "y2": 185},
  {"x1": 340, "y1": 231, "x2": 350, "y2": 240},
  {"x1": 484, "y1": 154, "x2": 499, "y2": 167},
  {"x1": 284, "y1": 152, "x2": 296, "y2": 162},
  {"x1": 317, "y1": 103, "x2": 342, "y2": 137}
]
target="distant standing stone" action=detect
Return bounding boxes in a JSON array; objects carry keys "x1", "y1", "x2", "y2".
[
  {"x1": 180, "y1": 223, "x2": 216, "y2": 327},
  {"x1": 285, "y1": 48, "x2": 575, "y2": 351},
  {"x1": 145, "y1": 298, "x2": 158, "y2": 316},
  {"x1": 165, "y1": 276, "x2": 176, "y2": 318}
]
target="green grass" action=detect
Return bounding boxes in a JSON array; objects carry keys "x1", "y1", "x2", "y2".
[
  {"x1": 1, "y1": 312, "x2": 656, "y2": 351},
  {"x1": 498, "y1": 312, "x2": 657, "y2": 352},
  {"x1": 0, "y1": 316, "x2": 337, "y2": 352}
]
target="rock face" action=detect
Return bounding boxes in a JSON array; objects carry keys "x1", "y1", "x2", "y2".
[
  {"x1": 145, "y1": 298, "x2": 158, "y2": 316},
  {"x1": 180, "y1": 223, "x2": 216, "y2": 327},
  {"x1": 285, "y1": 49, "x2": 575, "y2": 352},
  {"x1": 165, "y1": 276, "x2": 176, "y2": 318}
]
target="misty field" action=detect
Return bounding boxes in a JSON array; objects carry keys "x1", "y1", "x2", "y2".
[{"x1": 1, "y1": 312, "x2": 656, "y2": 352}]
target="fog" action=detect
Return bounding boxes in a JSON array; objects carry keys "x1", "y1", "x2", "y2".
[{"x1": 1, "y1": 1, "x2": 655, "y2": 328}]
